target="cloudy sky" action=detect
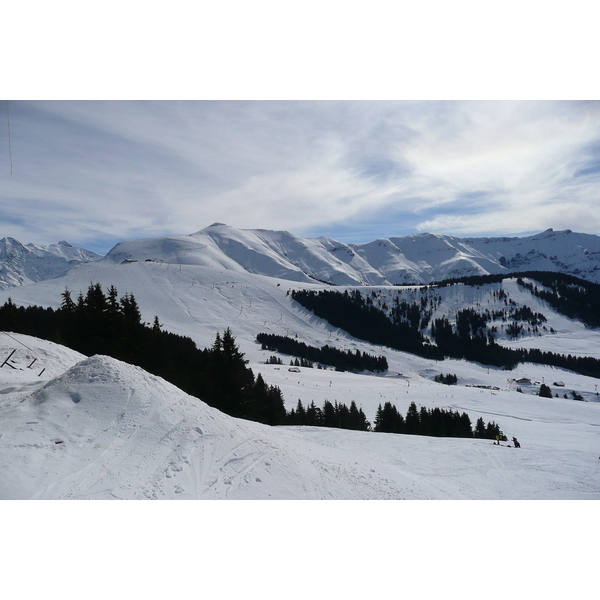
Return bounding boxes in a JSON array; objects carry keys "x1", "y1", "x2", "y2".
[
  {"x1": 3, "y1": 2, "x2": 600, "y2": 255},
  {"x1": 3, "y1": 2, "x2": 596, "y2": 583},
  {"x1": 2, "y1": 99, "x2": 600, "y2": 254}
]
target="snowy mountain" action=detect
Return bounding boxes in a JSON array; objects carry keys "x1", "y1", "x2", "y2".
[
  {"x1": 105, "y1": 224, "x2": 600, "y2": 286},
  {"x1": 2, "y1": 250, "x2": 600, "y2": 498},
  {"x1": 3, "y1": 225, "x2": 600, "y2": 291},
  {"x1": 0, "y1": 237, "x2": 102, "y2": 290},
  {"x1": 2, "y1": 224, "x2": 600, "y2": 499}
]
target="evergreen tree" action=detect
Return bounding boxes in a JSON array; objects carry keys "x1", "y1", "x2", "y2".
[
  {"x1": 429, "y1": 407, "x2": 446, "y2": 437},
  {"x1": 212, "y1": 331, "x2": 223, "y2": 353},
  {"x1": 322, "y1": 400, "x2": 336, "y2": 427},
  {"x1": 295, "y1": 399, "x2": 307, "y2": 424},
  {"x1": 457, "y1": 412, "x2": 473, "y2": 438},
  {"x1": 201, "y1": 328, "x2": 254, "y2": 418},
  {"x1": 405, "y1": 401, "x2": 420, "y2": 434},
  {"x1": 306, "y1": 401, "x2": 322, "y2": 426},
  {"x1": 0, "y1": 298, "x2": 18, "y2": 331},
  {"x1": 374, "y1": 404, "x2": 384, "y2": 432},
  {"x1": 357, "y1": 406, "x2": 371, "y2": 431},
  {"x1": 373, "y1": 402, "x2": 403, "y2": 433},
  {"x1": 474, "y1": 417, "x2": 487, "y2": 438},
  {"x1": 419, "y1": 406, "x2": 430, "y2": 434},
  {"x1": 120, "y1": 292, "x2": 142, "y2": 326},
  {"x1": 221, "y1": 327, "x2": 248, "y2": 366},
  {"x1": 107, "y1": 285, "x2": 120, "y2": 315},
  {"x1": 349, "y1": 401, "x2": 361, "y2": 430},
  {"x1": 85, "y1": 282, "x2": 107, "y2": 315},
  {"x1": 60, "y1": 288, "x2": 76, "y2": 312}
]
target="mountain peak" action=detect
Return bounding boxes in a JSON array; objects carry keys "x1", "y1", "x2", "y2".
[
  {"x1": 207, "y1": 222, "x2": 230, "y2": 228},
  {"x1": 3, "y1": 227, "x2": 600, "y2": 290},
  {"x1": 0, "y1": 238, "x2": 102, "y2": 291}
]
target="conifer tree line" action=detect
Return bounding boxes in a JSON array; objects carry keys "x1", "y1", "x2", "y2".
[
  {"x1": 286, "y1": 399, "x2": 371, "y2": 430},
  {"x1": 290, "y1": 289, "x2": 440, "y2": 359},
  {"x1": 287, "y1": 357, "x2": 318, "y2": 368},
  {"x1": 284, "y1": 397, "x2": 506, "y2": 441},
  {"x1": 515, "y1": 275, "x2": 600, "y2": 328},
  {"x1": 265, "y1": 355, "x2": 283, "y2": 365},
  {"x1": 256, "y1": 332, "x2": 388, "y2": 372},
  {"x1": 434, "y1": 271, "x2": 600, "y2": 328},
  {"x1": 434, "y1": 373, "x2": 458, "y2": 385},
  {"x1": 0, "y1": 284, "x2": 286, "y2": 425},
  {"x1": 291, "y1": 284, "x2": 600, "y2": 379},
  {"x1": 374, "y1": 400, "x2": 505, "y2": 440}
]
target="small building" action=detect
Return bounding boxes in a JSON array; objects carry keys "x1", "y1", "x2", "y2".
[
  {"x1": 516, "y1": 377, "x2": 531, "y2": 384},
  {"x1": 288, "y1": 367, "x2": 300, "y2": 373},
  {"x1": 553, "y1": 381, "x2": 565, "y2": 386}
]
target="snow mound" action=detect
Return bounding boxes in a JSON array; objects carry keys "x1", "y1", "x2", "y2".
[
  {"x1": 6, "y1": 354, "x2": 411, "y2": 500},
  {"x1": 2, "y1": 333, "x2": 600, "y2": 499},
  {"x1": 0, "y1": 332, "x2": 85, "y2": 388}
]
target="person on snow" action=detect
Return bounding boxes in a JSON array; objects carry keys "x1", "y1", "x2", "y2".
[{"x1": 512, "y1": 436, "x2": 520, "y2": 448}]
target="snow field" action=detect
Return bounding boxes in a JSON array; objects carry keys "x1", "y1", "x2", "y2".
[
  {"x1": 1, "y1": 255, "x2": 600, "y2": 499},
  {"x1": 1, "y1": 333, "x2": 599, "y2": 499}
]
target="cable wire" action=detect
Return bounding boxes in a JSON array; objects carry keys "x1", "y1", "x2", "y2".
[{"x1": 6, "y1": 101, "x2": 13, "y2": 174}]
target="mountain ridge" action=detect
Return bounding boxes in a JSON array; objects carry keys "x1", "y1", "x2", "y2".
[
  {"x1": 0, "y1": 237, "x2": 102, "y2": 290},
  {"x1": 2, "y1": 228, "x2": 600, "y2": 499},
  {"x1": 104, "y1": 224, "x2": 600, "y2": 286},
  {"x1": 3, "y1": 225, "x2": 600, "y2": 290}
]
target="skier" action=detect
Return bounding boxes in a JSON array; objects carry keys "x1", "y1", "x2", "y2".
[
  {"x1": 512, "y1": 436, "x2": 520, "y2": 448},
  {"x1": 495, "y1": 434, "x2": 500, "y2": 445}
]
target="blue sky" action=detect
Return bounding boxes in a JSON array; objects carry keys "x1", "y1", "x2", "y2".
[{"x1": 2, "y1": 100, "x2": 600, "y2": 254}]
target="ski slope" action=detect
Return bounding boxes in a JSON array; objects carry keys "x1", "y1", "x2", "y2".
[
  {"x1": 2, "y1": 239, "x2": 600, "y2": 499},
  {"x1": 2, "y1": 326, "x2": 599, "y2": 499}
]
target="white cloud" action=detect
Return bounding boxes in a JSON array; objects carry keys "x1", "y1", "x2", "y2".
[{"x1": 2, "y1": 100, "x2": 600, "y2": 251}]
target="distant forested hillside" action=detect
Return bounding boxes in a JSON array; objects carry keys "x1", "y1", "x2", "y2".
[
  {"x1": 434, "y1": 271, "x2": 600, "y2": 327},
  {"x1": 291, "y1": 272, "x2": 600, "y2": 378},
  {"x1": 290, "y1": 288, "x2": 442, "y2": 359}
]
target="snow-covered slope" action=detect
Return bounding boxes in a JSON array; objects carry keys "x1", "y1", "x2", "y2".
[
  {"x1": 105, "y1": 224, "x2": 600, "y2": 286},
  {"x1": 0, "y1": 237, "x2": 102, "y2": 290},
  {"x1": 3, "y1": 225, "x2": 600, "y2": 290},
  {"x1": 105, "y1": 224, "x2": 371, "y2": 285},
  {"x1": 2, "y1": 226, "x2": 600, "y2": 499},
  {"x1": 1, "y1": 335, "x2": 598, "y2": 499},
  {"x1": 3, "y1": 254, "x2": 600, "y2": 376},
  {"x1": 465, "y1": 228, "x2": 600, "y2": 281}
]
